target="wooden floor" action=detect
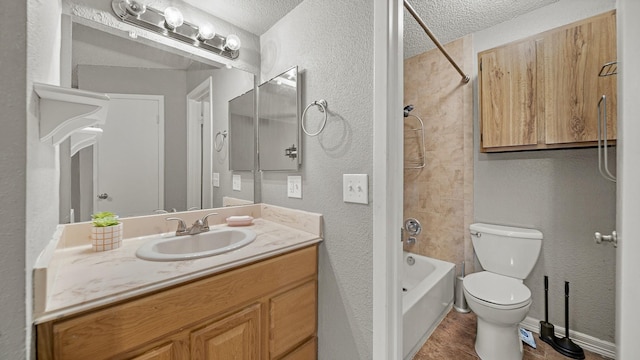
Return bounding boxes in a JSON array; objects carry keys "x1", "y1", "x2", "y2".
[{"x1": 413, "y1": 310, "x2": 612, "y2": 360}]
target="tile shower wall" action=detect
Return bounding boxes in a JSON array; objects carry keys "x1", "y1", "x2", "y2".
[{"x1": 403, "y1": 36, "x2": 474, "y2": 274}]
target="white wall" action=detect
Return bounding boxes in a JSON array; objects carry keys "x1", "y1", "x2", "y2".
[
  {"x1": 25, "y1": 0, "x2": 64, "y2": 358},
  {"x1": 473, "y1": 0, "x2": 617, "y2": 342},
  {"x1": 616, "y1": 0, "x2": 640, "y2": 357},
  {"x1": 260, "y1": 0, "x2": 374, "y2": 358},
  {"x1": 0, "y1": 1, "x2": 28, "y2": 358}
]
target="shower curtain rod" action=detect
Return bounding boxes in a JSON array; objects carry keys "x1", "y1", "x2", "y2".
[{"x1": 404, "y1": 0, "x2": 470, "y2": 84}]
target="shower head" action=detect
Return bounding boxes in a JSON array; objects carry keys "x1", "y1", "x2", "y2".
[{"x1": 403, "y1": 104, "x2": 414, "y2": 117}]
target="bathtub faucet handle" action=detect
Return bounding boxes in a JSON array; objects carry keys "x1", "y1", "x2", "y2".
[{"x1": 404, "y1": 218, "x2": 422, "y2": 236}]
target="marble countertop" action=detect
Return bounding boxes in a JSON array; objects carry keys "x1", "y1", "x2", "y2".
[{"x1": 34, "y1": 204, "x2": 322, "y2": 324}]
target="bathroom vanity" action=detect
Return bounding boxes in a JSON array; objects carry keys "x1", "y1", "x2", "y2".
[{"x1": 34, "y1": 204, "x2": 322, "y2": 360}]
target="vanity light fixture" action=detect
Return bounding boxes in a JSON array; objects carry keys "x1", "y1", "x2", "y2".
[{"x1": 111, "y1": 0, "x2": 240, "y2": 60}]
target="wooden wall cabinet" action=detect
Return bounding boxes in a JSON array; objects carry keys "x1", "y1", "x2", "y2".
[
  {"x1": 37, "y1": 245, "x2": 318, "y2": 360},
  {"x1": 479, "y1": 11, "x2": 617, "y2": 152}
]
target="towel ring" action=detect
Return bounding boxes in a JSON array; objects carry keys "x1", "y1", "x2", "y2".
[
  {"x1": 214, "y1": 130, "x2": 227, "y2": 152},
  {"x1": 301, "y1": 99, "x2": 328, "y2": 136}
]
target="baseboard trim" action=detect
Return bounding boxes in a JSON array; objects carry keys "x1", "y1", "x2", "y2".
[{"x1": 520, "y1": 316, "x2": 616, "y2": 359}]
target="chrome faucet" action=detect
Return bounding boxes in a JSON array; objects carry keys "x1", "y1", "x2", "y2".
[{"x1": 166, "y1": 213, "x2": 218, "y2": 236}]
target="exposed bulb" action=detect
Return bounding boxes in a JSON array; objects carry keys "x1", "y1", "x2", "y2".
[
  {"x1": 224, "y1": 34, "x2": 241, "y2": 51},
  {"x1": 197, "y1": 23, "x2": 216, "y2": 41},
  {"x1": 163, "y1": 7, "x2": 184, "y2": 29}
]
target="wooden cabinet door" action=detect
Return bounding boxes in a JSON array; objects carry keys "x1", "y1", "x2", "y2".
[
  {"x1": 479, "y1": 38, "x2": 538, "y2": 149},
  {"x1": 269, "y1": 281, "x2": 317, "y2": 359},
  {"x1": 190, "y1": 304, "x2": 261, "y2": 360},
  {"x1": 543, "y1": 11, "x2": 617, "y2": 144},
  {"x1": 128, "y1": 338, "x2": 189, "y2": 360},
  {"x1": 279, "y1": 338, "x2": 317, "y2": 360}
]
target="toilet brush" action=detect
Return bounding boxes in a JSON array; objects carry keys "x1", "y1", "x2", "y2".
[
  {"x1": 539, "y1": 276, "x2": 556, "y2": 344},
  {"x1": 551, "y1": 281, "x2": 585, "y2": 359}
]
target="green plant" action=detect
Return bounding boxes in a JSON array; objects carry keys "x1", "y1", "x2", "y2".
[{"x1": 91, "y1": 211, "x2": 120, "y2": 227}]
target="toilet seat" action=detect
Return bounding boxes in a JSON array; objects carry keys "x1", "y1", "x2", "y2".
[{"x1": 464, "y1": 271, "x2": 531, "y2": 310}]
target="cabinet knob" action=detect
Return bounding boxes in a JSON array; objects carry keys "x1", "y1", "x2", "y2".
[{"x1": 97, "y1": 193, "x2": 109, "y2": 200}]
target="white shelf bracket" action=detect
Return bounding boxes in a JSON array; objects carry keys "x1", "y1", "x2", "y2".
[
  {"x1": 33, "y1": 83, "x2": 110, "y2": 146},
  {"x1": 70, "y1": 127, "x2": 104, "y2": 156}
]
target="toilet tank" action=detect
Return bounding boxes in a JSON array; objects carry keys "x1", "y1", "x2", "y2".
[{"x1": 470, "y1": 223, "x2": 543, "y2": 280}]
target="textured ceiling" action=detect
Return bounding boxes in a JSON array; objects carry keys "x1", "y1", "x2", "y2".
[
  {"x1": 403, "y1": 0, "x2": 559, "y2": 59},
  {"x1": 184, "y1": 0, "x2": 558, "y2": 58}
]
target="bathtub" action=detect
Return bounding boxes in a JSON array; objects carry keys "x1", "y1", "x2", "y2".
[{"x1": 402, "y1": 251, "x2": 455, "y2": 360}]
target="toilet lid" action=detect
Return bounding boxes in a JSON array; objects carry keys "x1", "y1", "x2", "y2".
[{"x1": 463, "y1": 271, "x2": 531, "y2": 306}]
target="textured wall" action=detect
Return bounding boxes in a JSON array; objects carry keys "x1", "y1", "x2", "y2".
[
  {"x1": 26, "y1": 0, "x2": 64, "y2": 357},
  {"x1": 260, "y1": 0, "x2": 374, "y2": 358},
  {"x1": 403, "y1": 36, "x2": 474, "y2": 275},
  {"x1": 473, "y1": 0, "x2": 617, "y2": 342},
  {"x1": 0, "y1": 2, "x2": 27, "y2": 358}
]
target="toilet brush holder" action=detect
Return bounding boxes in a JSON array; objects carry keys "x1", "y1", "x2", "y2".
[
  {"x1": 454, "y1": 275, "x2": 470, "y2": 313},
  {"x1": 454, "y1": 262, "x2": 470, "y2": 313},
  {"x1": 539, "y1": 320, "x2": 555, "y2": 343},
  {"x1": 540, "y1": 275, "x2": 556, "y2": 343}
]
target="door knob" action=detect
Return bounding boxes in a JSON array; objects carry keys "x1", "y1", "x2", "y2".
[
  {"x1": 97, "y1": 193, "x2": 109, "y2": 200},
  {"x1": 594, "y1": 231, "x2": 617, "y2": 247}
]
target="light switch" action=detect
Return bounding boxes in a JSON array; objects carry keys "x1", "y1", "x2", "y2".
[
  {"x1": 343, "y1": 174, "x2": 368, "y2": 204},
  {"x1": 212, "y1": 172, "x2": 220, "y2": 188},
  {"x1": 232, "y1": 174, "x2": 241, "y2": 191},
  {"x1": 287, "y1": 176, "x2": 302, "y2": 198}
]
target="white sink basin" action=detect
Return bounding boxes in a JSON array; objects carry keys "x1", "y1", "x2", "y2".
[{"x1": 136, "y1": 228, "x2": 257, "y2": 261}]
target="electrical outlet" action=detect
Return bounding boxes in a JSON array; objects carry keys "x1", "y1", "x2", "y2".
[
  {"x1": 212, "y1": 172, "x2": 220, "y2": 187},
  {"x1": 343, "y1": 174, "x2": 368, "y2": 204},
  {"x1": 287, "y1": 176, "x2": 302, "y2": 198},
  {"x1": 232, "y1": 174, "x2": 241, "y2": 191}
]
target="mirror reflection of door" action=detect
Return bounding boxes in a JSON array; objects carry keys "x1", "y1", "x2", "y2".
[
  {"x1": 187, "y1": 78, "x2": 214, "y2": 210},
  {"x1": 94, "y1": 94, "x2": 164, "y2": 218}
]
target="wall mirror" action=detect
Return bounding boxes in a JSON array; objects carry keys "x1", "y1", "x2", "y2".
[
  {"x1": 229, "y1": 89, "x2": 256, "y2": 171},
  {"x1": 258, "y1": 66, "x2": 301, "y2": 171},
  {"x1": 60, "y1": 21, "x2": 256, "y2": 223}
]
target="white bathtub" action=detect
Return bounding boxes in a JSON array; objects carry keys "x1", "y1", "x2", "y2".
[{"x1": 402, "y1": 251, "x2": 455, "y2": 360}]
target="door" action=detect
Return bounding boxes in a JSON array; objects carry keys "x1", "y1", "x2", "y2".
[
  {"x1": 543, "y1": 11, "x2": 617, "y2": 144},
  {"x1": 479, "y1": 38, "x2": 538, "y2": 149},
  {"x1": 94, "y1": 94, "x2": 164, "y2": 217},
  {"x1": 190, "y1": 304, "x2": 261, "y2": 360},
  {"x1": 187, "y1": 78, "x2": 214, "y2": 210}
]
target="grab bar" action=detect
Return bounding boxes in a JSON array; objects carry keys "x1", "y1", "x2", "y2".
[{"x1": 597, "y1": 95, "x2": 616, "y2": 182}]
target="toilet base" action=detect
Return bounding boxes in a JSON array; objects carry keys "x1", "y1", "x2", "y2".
[{"x1": 475, "y1": 317, "x2": 523, "y2": 360}]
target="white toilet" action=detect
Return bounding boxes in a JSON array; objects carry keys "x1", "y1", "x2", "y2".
[{"x1": 463, "y1": 223, "x2": 543, "y2": 360}]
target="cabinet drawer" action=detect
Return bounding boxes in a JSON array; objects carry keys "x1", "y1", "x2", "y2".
[{"x1": 269, "y1": 281, "x2": 317, "y2": 359}]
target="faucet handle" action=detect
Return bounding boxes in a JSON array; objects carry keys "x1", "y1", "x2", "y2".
[
  {"x1": 200, "y1": 213, "x2": 219, "y2": 230},
  {"x1": 166, "y1": 217, "x2": 187, "y2": 234}
]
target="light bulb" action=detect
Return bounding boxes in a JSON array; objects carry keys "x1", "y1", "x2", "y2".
[
  {"x1": 163, "y1": 7, "x2": 184, "y2": 29},
  {"x1": 197, "y1": 23, "x2": 216, "y2": 41},
  {"x1": 224, "y1": 34, "x2": 241, "y2": 51}
]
